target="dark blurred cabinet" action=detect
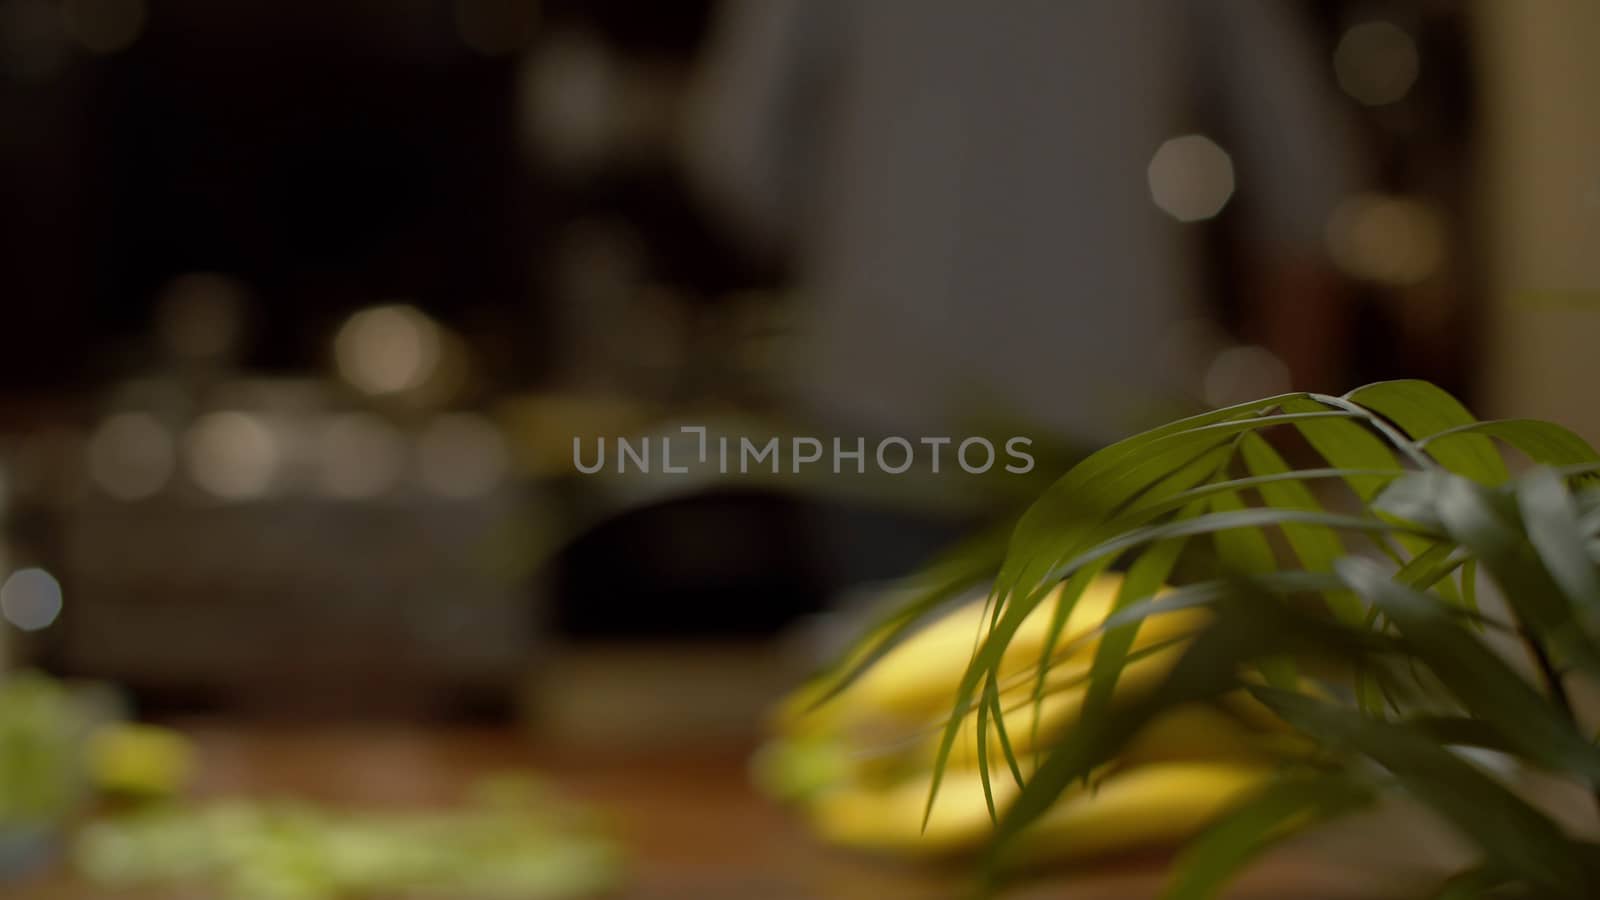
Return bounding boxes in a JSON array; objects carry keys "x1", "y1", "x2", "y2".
[{"x1": 57, "y1": 495, "x2": 530, "y2": 716}]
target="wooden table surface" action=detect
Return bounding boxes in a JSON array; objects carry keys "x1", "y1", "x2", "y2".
[{"x1": 13, "y1": 723, "x2": 1430, "y2": 899}]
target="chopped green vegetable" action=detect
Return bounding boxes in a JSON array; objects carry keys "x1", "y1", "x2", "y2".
[{"x1": 76, "y1": 779, "x2": 622, "y2": 900}]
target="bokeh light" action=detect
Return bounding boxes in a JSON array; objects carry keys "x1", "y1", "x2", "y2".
[
  {"x1": 88, "y1": 412, "x2": 175, "y2": 500},
  {"x1": 1325, "y1": 193, "x2": 1446, "y2": 286},
  {"x1": 518, "y1": 29, "x2": 616, "y2": 170},
  {"x1": 1334, "y1": 21, "x2": 1420, "y2": 107},
  {"x1": 417, "y1": 414, "x2": 509, "y2": 499},
  {"x1": 1203, "y1": 345, "x2": 1291, "y2": 409},
  {"x1": 1148, "y1": 135, "x2": 1236, "y2": 223},
  {"x1": 1, "y1": 567, "x2": 63, "y2": 632},
  {"x1": 184, "y1": 411, "x2": 280, "y2": 500},
  {"x1": 315, "y1": 413, "x2": 407, "y2": 500},
  {"x1": 334, "y1": 304, "x2": 442, "y2": 396}
]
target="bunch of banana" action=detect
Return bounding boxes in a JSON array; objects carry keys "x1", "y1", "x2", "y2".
[{"x1": 755, "y1": 574, "x2": 1300, "y2": 866}]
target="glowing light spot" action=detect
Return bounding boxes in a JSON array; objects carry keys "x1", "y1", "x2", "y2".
[
  {"x1": 184, "y1": 411, "x2": 279, "y2": 500},
  {"x1": 1334, "y1": 22, "x2": 1419, "y2": 107},
  {"x1": 62, "y1": 0, "x2": 145, "y2": 54},
  {"x1": 315, "y1": 413, "x2": 406, "y2": 500},
  {"x1": 519, "y1": 30, "x2": 615, "y2": 170},
  {"x1": 88, "y1": 412, "x2": 174, "y2": 500},
  {"x1": 1204, "y1": 345, "x2": 1291, "y2": 409},
  {"x1": 1, "y1": 568, "x2": 62, "y2": 632},
  {"x1": 1325, "y1": 193, "x2": 1445, "y2": 286},
  {"x1": 417, "y1": 414, "x2": 509, "y2": 499},
  {"x1": 1148, "y1": 135, "x2": 1235, "y2": 223},
  {"x1": 334, "y1": 304, "x2": 441, "y2": 396}
]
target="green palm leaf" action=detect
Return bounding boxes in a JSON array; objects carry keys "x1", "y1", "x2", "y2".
[{"x1": 814, "y1": 380, "x2": 1600, "y2": 898}]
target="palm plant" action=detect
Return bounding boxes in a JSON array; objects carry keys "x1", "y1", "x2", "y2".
[{"x1": 812, "y1": 380, "x2": 1600, "y2": 898}]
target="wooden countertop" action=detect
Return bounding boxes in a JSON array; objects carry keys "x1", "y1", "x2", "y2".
[{"x1": 13, "y1": 724, "x2": 1435, "y2": 899}]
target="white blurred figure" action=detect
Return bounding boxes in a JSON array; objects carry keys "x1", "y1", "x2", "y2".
[{"x1": 685, "y1": 0, "x2": 1361, "y2": 442}]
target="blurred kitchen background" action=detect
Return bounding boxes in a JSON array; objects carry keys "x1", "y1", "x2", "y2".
[{"x1": 0, "y1": 1, "x2": 1597, "y2": 889}]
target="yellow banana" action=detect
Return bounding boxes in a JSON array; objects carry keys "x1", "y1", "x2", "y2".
[
  {"x1": 1118, "y1": 702, "x2": 1285, "y2": 767},
  {"x1": 807, "y1": 760, "x2": 1030, "y2": 853},
  {"x1": 777, "y1": 575, "x2": 1127, "y2": 736},
  {"x1": 780, "y1": 574, "x2": 1207, "y2": 740},
  {"x1": 756, "y1": 692, "x2": 1286, "y2": 807},
  {"x1": 776, "y1": 574, "x2": 1228, "y2": 779},
  {"x1": 807, "y1": 759, "x2": 1274, "y2": 862},
  {"x1": 763, "y1": 572, "x2": 1309, "y2": 866},
  {"x1": 1006, "y1": 761, "x2": 1273, "y2": 866},
  {"x1": 902, "y1": 636, "x2": 1187, "y2": 774}
]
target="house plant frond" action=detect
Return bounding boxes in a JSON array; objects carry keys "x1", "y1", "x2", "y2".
[{"x1": 773, "y1": 380, "x2": 1600, "y2": 898}]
